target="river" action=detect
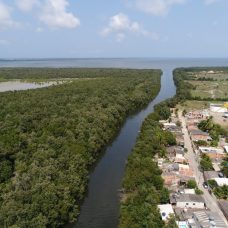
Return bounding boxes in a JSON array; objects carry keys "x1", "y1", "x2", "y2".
[{"x1": 1, "y1": 58, "x2": 228, "y2": 228}]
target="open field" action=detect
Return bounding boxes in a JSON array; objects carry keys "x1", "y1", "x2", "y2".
[
  {"x1": 187, "y1": 80, "x2": 228, "y2": 99},
  {"x1": 187, "y1": 70, "x2": 228, "y2": 81},
  {"x1": 177, "y1": 100, "x2": 210, "y2": 111}
]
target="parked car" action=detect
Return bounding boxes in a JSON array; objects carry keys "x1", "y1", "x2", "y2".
[
  {"x1": 218, "y1": 172, "x2": 224, "y2": 178},
  {"x1": 203, "y1": 182, "x2": 209, "y2": 189}
]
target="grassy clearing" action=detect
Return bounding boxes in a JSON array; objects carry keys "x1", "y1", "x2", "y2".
[
  {"x1": 187, "y1": 80, "x2": 228, "y2": 99},
  {"x1": 177, "y1": 100, "x2": 210, "y2": 111}
]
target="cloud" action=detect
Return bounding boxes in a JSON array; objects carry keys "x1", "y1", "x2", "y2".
[
  {"x1": 128, "y1": 0, "x2": 186, "y2": 16},
  {"x1": 15, "y1": 0, "x2": 80, "y2": 29},
  {"x1": 15, "y1": 0, "x2": 39, "y2": 12},
  {"x1": 39, "y1": 0, "x2": 80, "y2": 29},
  {"x1": 101, "y1": 13, "x2": 157, "y2": 42},
  {"x1": 0, "y1": 2, "x2": 17, "y2": 29}
]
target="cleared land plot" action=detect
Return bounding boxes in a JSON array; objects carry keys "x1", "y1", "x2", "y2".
[
  {"x1": 187, "y1": 71, "x2": 228, "y2": 81},
  {"x1": 186, "y1": 80, "x2": 228, "y2": 99},
  {"x1": 177, "y1": 100, "x2": 210, "y2": 111}
]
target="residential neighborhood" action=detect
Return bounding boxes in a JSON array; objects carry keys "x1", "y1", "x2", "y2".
[{"x1": 157, "y1": 103, "x2": 228, "y2": 228}]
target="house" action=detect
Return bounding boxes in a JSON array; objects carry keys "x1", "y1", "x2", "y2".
[
  {"x1": 218, "y1": 200, "x2": 228, "y2": 221},
  {"x1": 191, "y1": 211, "x2": 227, "y2": 228},
  {"x1": 174, "y1": 208, "x2": 206, "y2": 221},
  {"x1": 187, "y1": 125, "x2": 199, "y2": 131},
  {"x1": 199, "y1": 147, "x2": 226, "y2": 160},
  {"x1": 166, "y1": 146, "x2": 184, "y2": 160},
  {"x1": 162, "y1": 172, "x2": 180, "y2": 188},
  {"x1": 186, "y1": 119, "x2": 201, "y2": 128},
  {"x1": 174, "y1": 154, "x2": 188, "y2": 164},
  {"x1": 213, "y1": 178, "x2": 228, "y2": 186},
  {"x1": 203, "y1": 171, "x2": 219, "y2": 182},
  {"x1": 175, "y1": 133, "x2": 185, "y2": 147},
  {"x1": 178, "y1": 164, "x2": 194, "y2": 177},
  {"x1": 158, "y1": 204, "x2": 174, "y2": 221},
  {"x1": 170, "y1": 194, "x2": 205, "y2": 209},
  {"x1": 189, "y1": 130, "x2": 212, "y2": 142},
  {"x1": 185, "y1": 111, "x2": 206, "y2": 120},
  {"x1": 166, "y1": 146, "x2": 184, "y2": 155}
]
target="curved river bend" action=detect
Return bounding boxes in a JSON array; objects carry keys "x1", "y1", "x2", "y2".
[{"x1": 1, "y1": 58, "x2": 228, "y2": 228}]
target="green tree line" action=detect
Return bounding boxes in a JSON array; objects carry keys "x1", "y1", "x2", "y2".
[{"x1": 119, "y1": 68, "x2": 197, "y2": 227}]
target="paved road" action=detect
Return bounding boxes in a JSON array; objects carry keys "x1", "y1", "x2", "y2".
[{"x1": 178, "y1": 111, "x2": 228, "y2": 226}]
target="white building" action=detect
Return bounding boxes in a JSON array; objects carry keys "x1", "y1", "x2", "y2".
[
  {"x1": 213, "y1": 178, "x2": 228, "y2": 187},
  {"x1": 158, "y1": 204, "x2": 174, "y2": 221},
  {"x1": 184, "y1": 189, "x2": 196, "y2": 195},
  {"x1": 210, "y1": 104, "x2": 227, "y2": 113}
]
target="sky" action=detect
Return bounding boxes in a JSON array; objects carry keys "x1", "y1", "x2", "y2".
[{"x1": 0, "y1": 0, "x2": 228, "y2": 58}]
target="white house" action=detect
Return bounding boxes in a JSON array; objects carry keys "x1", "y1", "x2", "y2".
[
  {"x1": 213, "y1": 178, "x2": 228, "y2": 187},
  {"x1": 158, "y1": 204, "x2": 174, "y2": 221}
]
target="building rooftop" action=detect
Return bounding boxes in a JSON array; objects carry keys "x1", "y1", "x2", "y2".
[
  {"x1": 158, "y1": 204, "x2": 174, "y2": 221},
  {"x1": 203, "y1": 171, "x2": 219, "y2": 181},
  {"x1": 218, "y1": 200, "x2": 228, "y2": 220},
  {"x1": 171, "y1": 194, "x2": 205, "y2": 204},
  {"x1": 199, "y1": 147, "x2": 225, "y2": 154},
  {"x1": 213, "y1": 178, "x2": 228, "y2": 186},
  {"x1": 190, "y1": 130, "x2": 210, "y2": 136},
  {"x1": 193, "y1": 210, "x2": 227, "y2": 228}
]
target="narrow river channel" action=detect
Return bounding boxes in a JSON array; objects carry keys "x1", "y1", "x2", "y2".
[{"x1": 1, "y1": 58, "x2": 228, "y2": 228}]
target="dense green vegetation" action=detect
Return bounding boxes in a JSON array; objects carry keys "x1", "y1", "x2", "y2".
[
  {"x1": 0, "y1": 68, "x2": 160, "y2": 80},
  {"x1": 200, "y1": 154, "x2": 214, "y2": 171},
  {"x1": 119, "y1": 112, "x2": 176, "y2": 228},
  {"x1": 0, "y1": 68, "x2": 161, "y2": 227},
  {"x1": 208, "y1": 180, "x2": 228, "y2": 200},
  {"x1": 198, "y1": 117, "x2": 227, "y2": 146},
  {"x1": 221, "y1": 158, "x2": 228, "y2": 177}
]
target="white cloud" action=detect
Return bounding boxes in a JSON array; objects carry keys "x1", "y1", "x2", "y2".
[
  {"x1": 39, "y1": 0, "x2": 80, "y2": 29},
  {"x1": 101, "y1": 13, "x2": 157, "y2": 42},
  {"x1": 128, "y1": 0, "x2": 186, "y2": 16},
  {"x1": 0, "y1": 2, "x2": 17, "y2": 29},
  {"x1": 15, "y1": 0, "x2": 39, "y2": 12}
]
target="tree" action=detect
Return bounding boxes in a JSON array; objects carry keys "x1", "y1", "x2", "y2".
[
  {"x1": 200, "y1": 154, "x2": 214, "y2": 171},
  {"x1": 186, "y1": 179, "x2": 197, "y2": 189},
  {"x1": 164, "y1": 214, "x2": 178, "y2": 228}
]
